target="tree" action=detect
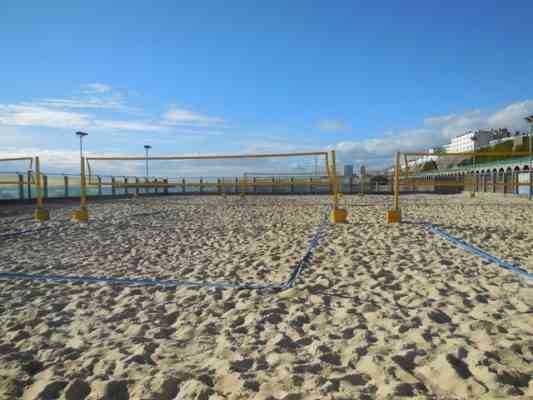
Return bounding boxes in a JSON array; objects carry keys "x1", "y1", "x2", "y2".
[{"x1": 420, "y1": 160, "x2": 437, "y2": 172}]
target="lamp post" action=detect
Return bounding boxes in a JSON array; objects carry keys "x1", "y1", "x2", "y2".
[
  {"x1": 144, "y1": 145, "x2": 152, "y2": 179},
  {"x1": 75, "y1": 131, "x2": 88, "y2": 158},
  {"x1": 525, "y1": 115, "x2": 533, "y2": 200}
]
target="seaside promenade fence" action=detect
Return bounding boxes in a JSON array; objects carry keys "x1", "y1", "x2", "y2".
[
  {"x1": 2, "y1": 170, "x2": 531, "y2": 202},
  {"x1": 0, "y1": 172, "x2": 418, "y2": 201},
  {"x1": 2, "y1": 154, "x2": 531, "y2": 203}
]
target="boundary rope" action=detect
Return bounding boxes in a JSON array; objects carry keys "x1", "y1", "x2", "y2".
[
  {"x1": 426, "y1": 223, "x2": 533, "y2": 281},
  {"x1": 0, "y1": 207, "x2": 331, "y2": 290},
  {"x1": 0, "y1": 227, "x2": 49, "y2": 240},
  {"x1": 284, "y1": 207, "x2": 330, "y2": 288}
]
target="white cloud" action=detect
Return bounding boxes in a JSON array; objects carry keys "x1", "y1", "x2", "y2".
[
  {"x1": 0, "y1": 100, "x2": 230, "y2": 141},
  {"x1": 243, "y1": 141, "x2": 308, "y2": 154},
  {"x1": 38, "y1": 83, "x2": 141, "y2": 113},
  {"x1": 487, "y1": 100, "x2": 533, "y2": 131},
  {"x1": 424, "y1": 110, "x2": 485, "y2": 139},
  {"x1": 0, "y1": 104, "x2": 91, "y2": 129},
  {"x1": 162, "y1": 106, "x2": 224, "y2": 126},
  {"x1": 333, "y1": 128, "x2": 440, "y2": 168},
  {"x1": 0, "y1": 103, "x2": 161, "y2": 132},
  {"x1": 0, "y1": 85, "x2": 228, "y2": 141},
  {"x1": 35, "y1": 97, "x2": 127, "y2": 111},
  {"x1": 92, "y1": 119, "x2": 164, "y2": 132},
  {"x1": 0, "y1": 147, "x2": 83, "y2": 173},
  {"x1": 33, "y1": 83, "x2": 140, "y2": 113},
  {"x1": 317, "y1": 119, "x2": 351, "y2": 133},
  {"x1": 81, "y1": 83, "x2": 112, "y2": 94}
]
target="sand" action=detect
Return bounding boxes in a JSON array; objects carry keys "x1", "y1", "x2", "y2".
[{"x1": 0, "y1": 194, "x2": 532, "y2": 400}]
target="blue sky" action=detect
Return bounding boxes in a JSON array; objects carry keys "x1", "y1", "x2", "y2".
[{"x1": 1, "y1": 1, "x2": 533, "y2": 173}]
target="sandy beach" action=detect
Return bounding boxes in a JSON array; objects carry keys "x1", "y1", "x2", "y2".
[{"x1": 0, "y1": 194, "x2": 532, "y2": 399}]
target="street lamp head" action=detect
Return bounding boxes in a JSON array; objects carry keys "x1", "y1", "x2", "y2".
[
  {"x1": 144, "y1": 145, "x2": 152, "y2": 150},
  {"x1": 76, "y1": 131, "x2": 89, "y2": 137},
  {"x1": 525, "y1": 115, "x2": 533, "y2": 124}
]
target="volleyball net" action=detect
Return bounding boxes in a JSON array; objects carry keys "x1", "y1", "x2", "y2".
[
  {"x1": 0, "y1": 157, "x2": 49, "y2": 221},
  {"x1": 74, "y1": 151, "x2": 347, "y2": 222},
  {"x1": 0, "y1": 157, "x2": 34, "y2": 195}
]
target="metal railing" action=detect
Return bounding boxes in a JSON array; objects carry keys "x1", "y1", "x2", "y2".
[{"x1": 0, "y1": 172, "x2": 399, "y2": 201}]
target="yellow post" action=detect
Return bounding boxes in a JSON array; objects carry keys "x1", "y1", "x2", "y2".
[
  {"x1": 359, "y1": 165, "x2": 366, "y2": 196},
  {"x1": 332, "y1": 150, "x2": 338, "y2": 208},
  {"x1": 403, "y1": 154, "x2": 410, "y2": 191},
  {"x1": 387, "y1": 152, "x2": 401, "y2": 223},
  {"x1": 33, "y1": 156, "x2": 50, "y2": 221},
  {"x1": 240, "y1": 175, "x2": 247, "y2": 197},
  {"x1": 403, "y1": 154, "x2": 409, "y2": 179},
  {"x1": 81, "y1": 156, "x2": 87, "y2": 208},
  {"x1": 72, "y1": 156, "x2": 89, "y2": 222},
  {"x1": 395, "y1": 152, "x2": 400, "y2": 211},
  {"x1": 470, "y1": 154, "x2": 476, "y2": 198},
  {"x1": 86, "y1": 158, "x2": 93, "y2": 185},
  {"x1": 330, "y1": 150, "x2": 348, "y2": 223},
  {"x1": 324, "y1": 152, "x2": 331, "y2": 194}
]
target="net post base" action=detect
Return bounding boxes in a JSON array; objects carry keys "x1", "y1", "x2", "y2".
[
  {"x1": 331, "y1": 208, "x2": 348, "y2": 223},
  {"x1": 386, "y1": 209, "x2": 401, "y2": 224},
  {"x1": 34, "y1": 208, "x2": 50, "y2": 222},
  {"x1": 72, "y1": 207, "x2": 89, "y2": 223}
]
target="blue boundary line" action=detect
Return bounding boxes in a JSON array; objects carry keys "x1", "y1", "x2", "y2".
[
  {"x1": 0, "y1": 227, "x2": 48, "y2": 239},
  {"x1": 426, "y1": 223, "x2": 533, "y2": 281},
  {"x1": 0, "y1": 207, "x2": 330, "y2": 290},
  {"x1": 283, "y1": 207, "x2": 330, "y2": 288}
]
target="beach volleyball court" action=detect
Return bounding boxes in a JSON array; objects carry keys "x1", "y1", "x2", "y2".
[{"x1": 0, "y1": 195, "x2": 330, "y2": 288}]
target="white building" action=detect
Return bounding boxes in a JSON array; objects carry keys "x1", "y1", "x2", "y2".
[
  {"x1": 443, "y1": 130, "x2": 493, "y2": 153},
  {"x1": 412, "y1": 146, "x2": 442, "y2": 166}
]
